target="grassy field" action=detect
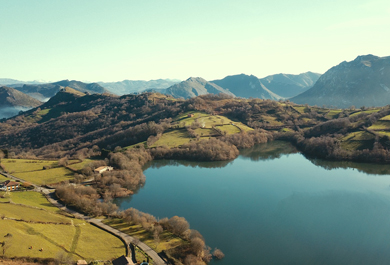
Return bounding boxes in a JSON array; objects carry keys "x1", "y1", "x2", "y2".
[
  {"x1": 325, "y1": 110, "x2": 342, "y2": 119},
  {"x1": 216, "y1": 124, "x2": 241, "y2": 134},
  {"x1": 292, "y1": 106, "x2": 307, "y2": 114},
  {"x1": 104, "y1": 218, "x2": 187, "y2": 254},
  {"x1": 340, "y1": 131, "x2": 375, "y2": 151},
  {"x1": 0, "y1": 203, "x2": 70, "y2": 223},
  {"x1": 377, "y1": 131, "x2": 390, "y2": 137},
  {"x1": 151, "y1": 129, "x2": 192, "y2": 148},
  {"x1": 260, "y1": 115, "x2": 284, "y2": 126},
  {"x1": 0, "y1": 174, "x2": 10, "y2": 181},
  {"x1": 7, "y1": 191, "x2": 62, "y2": 213},
  {"x1": 368, "y1": 120, "x2": 390, "y2": 130},
  {"x1": 2, "y1": 159, "x2": 74, "y2": 185},
  {"x1": 380, "y1": 115, "x2": 390, "y2": 121},
  {"x1": 0, "y1": 191, "x2": 125, "y2": 261},
  {"x1": 349, "y1": 109, "x2": 381, "y2": 117},
  {"x1": 126, "y1": 111, "x2": 253, "y2": 149},
  {"x1": 67, "y1": 159, "x2": 94, "y2": 171}
]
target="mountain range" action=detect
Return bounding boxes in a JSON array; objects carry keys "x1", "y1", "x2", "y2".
[
  {"x1": 98, "y1": 79, "x2": 180, "y2": 95},
  {"x1": 0, "y1": 86, "x2": 42, "y2": 119},
  {"x1": 8, "y1": 80, "x2": 109, "y2": 101},
  {"x1": 212, "y1": 74, "x2": 281, "y2": 100},
  {"x1": 259, "y1": 72, "x2": 321, "y2": 98},
  {"x1": 291, "y1": 55, "x2": 390, "y2": 108},
  {"x1": 165, "y1": 77, "x2": 235, "y2": 99},
  {"x1": 160, "y1": 72, "x2": 319, "y2": 100},
  {"x1": 3, "y1": 53, "x2": 390, "y2": 117}
]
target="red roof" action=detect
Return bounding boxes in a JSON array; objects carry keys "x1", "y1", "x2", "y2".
[{"x1": 1, "y1": 180, "x2": 20, "y2": 187}]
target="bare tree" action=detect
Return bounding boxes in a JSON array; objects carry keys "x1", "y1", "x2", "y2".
[
  {"x1": 153, "y1": 225, "x2": 163, "y2": 248},
  {"x1": 0, "y1": 150, "x2": 4, "y2": 164},
  {"x1": 212, "y1": 248, "x2": 225, "y2": 260}
]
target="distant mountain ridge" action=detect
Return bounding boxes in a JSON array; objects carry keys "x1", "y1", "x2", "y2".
[
  {"x1": 259, "y1": 72, "x2": 321, "y2": 98},
  {"x1": 98, "y1": 79, "x2": 180, "y2": 95},
  {"x1": 11, "y1": 80, "x2": 108, "y2": 101},
  {"x1": 0, "y1": 86, "x2": 42, "y2": 119},
  {"x1": 212, "y1": 74, "x2": 281, "y2": 100},
  {"x1": 0, "y1": 78, "x2": 49, "y2": 86},
  {"x1": 165, "y1": 77, "x2": 234, "y2": 99},
  {"x1": 291, "y1": 55, "x2": 390, "y2": 108}
]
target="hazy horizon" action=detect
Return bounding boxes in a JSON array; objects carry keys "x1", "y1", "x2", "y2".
[{"x1": 1, "y1": 0, "x2": 389, "y2": 82}]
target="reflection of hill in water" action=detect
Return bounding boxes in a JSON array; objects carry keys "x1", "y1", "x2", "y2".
[
  {"x1": 143, "y1": 159, "x2": 233, "y2": 170},
  {"x1": 239, "y1": 141, "x2": 298, "y2": 161},
  {"x1": 145, "y1": 141, "x2": 298, "y2": 170},
  {"x1": 308, "y1": 158, "x2": 390, "y2": 175}
]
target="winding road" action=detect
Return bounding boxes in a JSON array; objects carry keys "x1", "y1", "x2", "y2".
[{"x1": 0, "y1": 171, "x2": 167, "y2": 265}]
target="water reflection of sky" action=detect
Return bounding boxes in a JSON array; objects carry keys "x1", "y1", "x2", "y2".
[{"x1": 116, "y1": 141, "x2": 390, "y2": 265}]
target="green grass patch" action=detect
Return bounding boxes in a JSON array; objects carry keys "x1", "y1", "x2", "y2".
[
  {"x1": 151, "y1": 129, "x2": 192, "y2": 148},
  {"x1": 0, "y1": 219, "x2": 72, "y2": 259},
  {"x1": 9, "y1": 191, "x2": 61, "y2": 213},
  {"x1": 0, "y1": 174, "x2": 10, "y2": 181},
  {"x1": 292, "y1": 106, "x2": 307, "y2": 114},
  {"x1": 350, "y1": 109, "x2": 380, "y2": 117},
  {"x1": 2, "y1": 159, "x2": 74, "y2": 185},
  {"x1": 380, "y1": 115, "x2": 390, "y2": 121},
  {"x1": 75, "y1": 222, "x2": 125, "y2": 260},
  {"x1": 341, "y1": 131, "x2": 375, "y2": 141},
  {"x1": 2, "y1": 159, "x2": 58, "y2": 172},
  {"x1": 280, "y1": 128, "x2": 294, "y2": 132},
  {"x1": 341, "y1": 131, "x2": 375, "y2": 151},
  {"x1": 0, "y1": 203, "x2": 70, "y2": 223},
  {"x1": 376, "y1": 131, "x2": 390, "y2": 137},
  {"x1": 0, "y1": 196, "x2": 125, "y2": 261},
  {"x1": 368, "y1": 120, "x2": 390, "y2": 130},
  {"x1": 260, "y1": 115, "x2": 284, "y2": 126},
  {"x1": 12, "y1": 167, "x2": 74, "y2": 185},
  {"x1": 24, "y1": 108, "x2": 51, "y2": 123},
  {"x1": 326, "y1": 110, "x2": 342, "y2": 119},
  {"x1": 194, "y1": 128, "x2": 218, "y2": 137},
  {"x1": 174, "y1": 111, "x2": 248, "y2": 129},
  {"x1": 0, "y1": 218, "x2": 125, "y2": 261},
  {"x1": 67, "y1": 159, "x2": 94, "y2": 171},
  {"x1": 216, "y1": 125, "x2": 241, "y2": 134}
]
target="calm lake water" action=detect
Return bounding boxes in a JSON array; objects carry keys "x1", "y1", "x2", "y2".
[{"x1": 115, "y1": 141, "x2": 390, "y2": 265}]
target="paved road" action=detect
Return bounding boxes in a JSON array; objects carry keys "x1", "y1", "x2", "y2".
[{"x1": 1, "y1": 170, "x2": 167, "y2": 265}]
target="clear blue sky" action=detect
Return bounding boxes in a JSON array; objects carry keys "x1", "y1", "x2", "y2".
[{"x1": 0, "y1": 0, "x2": 389, "y2": 82}]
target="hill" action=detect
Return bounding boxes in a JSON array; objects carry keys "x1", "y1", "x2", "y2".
[
  {"x1": 291, "y1": 55, "x2": 390, "y2": 108},
  {"x1": 0, "y1": 78, "x2": 48, "y2": 86},
  {"x1": 13, "y1": 80, "x2": 109, "y2": 101},
  {"x1": 98, "y1": 79, "x2": 180, "y2": 95},
  {"x1": 0, "y1": 86, "x2": 42, "y2": 119},
  {"x1": 259, "y1": 71, "x2": 321, "y2": 98},
  {"x1": 165, "y1": 77, "x2": 234, "y2": 99},
  {"x1": 212, "y1": 74, "x2": 281, "y2": 100}
]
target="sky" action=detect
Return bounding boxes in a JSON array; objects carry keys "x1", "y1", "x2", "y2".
[{"x1": 0, "y1": 0, "x2": 389, "y2": 82}]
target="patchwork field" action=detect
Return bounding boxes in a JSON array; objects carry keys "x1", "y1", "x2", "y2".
[
  {"x1": 146, "y1": 111, "x2": 254, "y2": 148},
  {"x1": 0, "y1": 191, "x2": 125, "y2": 261},
  {"x1": 340, "y1": 131, "x2": 376, "y2": 151},
  {"x1": 349, "y1": 109, "x2": 381, "y2": 117},
  {"x1": 325, "y1": 110, "x2": 342, "y2": 119},
  {"x1": 368, "y1": 120, "x2": 390, "y2": 130},
  {"x1": 151, "y1": 129, "x2": 192, "y2": 148},
  {"x1": 1, "y1": 159, "x2": 74, "y2": 185}
]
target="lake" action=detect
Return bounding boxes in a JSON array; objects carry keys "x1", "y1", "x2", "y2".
[{"x1": 115, "y1": 141, "x2": 390, "y2": 265}]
